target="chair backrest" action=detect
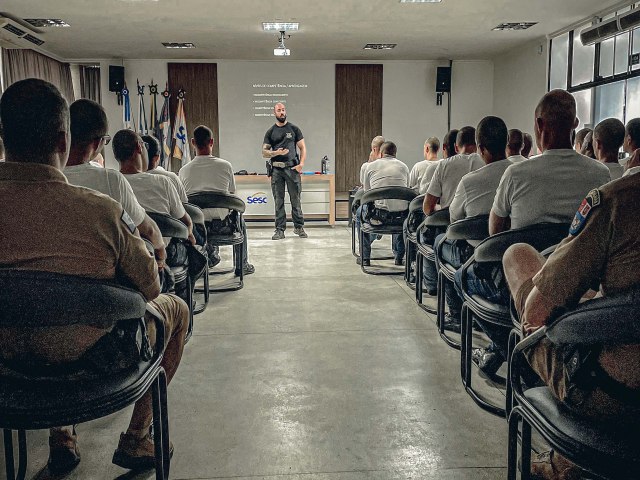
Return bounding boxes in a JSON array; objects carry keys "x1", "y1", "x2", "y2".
[
  {"x1": 409, "y1": 194, "x2": 425, "y2": 213},
  {"x1": 474, "y1": 222, "x2": 570, "y2": 263},
  {"x1": 361, "y1": 186, "x2": 417, "y2": 206},
  {"x1": 446, "y1": 214, "x2": 489, "y2": 241},
  {"x1": 147, "y1": 212, "x2": 189, "y2": 240},
  {"x1": 183, "y1": 202, "x2": 205, "y2": 225},
  {"x1": 352, "y1": 188, "x2": 364, "y2": 214},
  {"x1": 0, "y1": 270, "x2": 147, "y2": 329},
  {"x1": 422, "y1": 208, "x2": 450, "y2": 229},
  {"x1": 546, "y1": 289, "x2": 640, "y2": 346},
  {"x1": 188, "y1": 192, "x2": 246, "y2": 214}
]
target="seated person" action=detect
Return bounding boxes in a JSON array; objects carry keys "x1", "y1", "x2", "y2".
[
  {"x1": 502, "y1": 174, "x2": 640, "y2": 480},
  {"x1": 179, "y1": 125, "x2": 255, "y2": 276},
  {"x1": 574, "y1": 126, "x2": 592, "y2": 153},
  {"x1": 435, "y1": 116, "x2": 513, "y2": 332},
  {"x1": 356, "y1": 141, "x2": 410, "y2": 267},
  {"x1": 506, "y1": 129, "x2": 527, "y2": 163},
  {"x1": 522, "y1": 132, "x2": 534, "y2": 158},
  {"x1": 422, "y1": 127, "x2": 484, "y2": 294},
  {"x1": 143, "y1": 134, "x2": 188, "y2": 203},
  {"x1": 580, "y1": 130, "x2": 596, "y2": 159},
  {"x1": 463, "y1": 89, "x2": 611, "y2": 376},
  {"x1": 593, "y1": 118, "x2": 625, "y2": 180},
  {"x1": 64, "y1": 99, "x2": 167, "y2": 271},
  {"x1": 0, "y1": 78, "x2": 188, "y2": 474},
  {"x1": 622, "y1": 117, "x2": 640, "y2": 169},
  {"x1": 418, "y1": 129, "x2": 458, "y2": 195},
  {"x1": 360, "y1": 135, "x2": 385, "y2": 186},
  {"x1": 409, "y1": 137, "x2": 440, "y2": 191}
]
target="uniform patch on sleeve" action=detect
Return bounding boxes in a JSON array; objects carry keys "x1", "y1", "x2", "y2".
[
  {"x1": 121, "y1": 210, "x2": 137, "y2": 234},
  {"x1": 569, "y1": 189, "x2": 601, "y2": 236}
]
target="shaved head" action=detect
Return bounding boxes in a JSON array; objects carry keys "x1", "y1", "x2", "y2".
[
  {"x1": 535, "y1": 90, "x2": 577, "y2": 132},
  {"x1": 507, "y1": 129, "x2": 523, "y2": 155},
  {"x1": 575, "y1": 127, "x2": 592, "y2": 149},
  {"x1": 593, "y1": 118, "x2": 625, "y2": 155},
  {"x1": 371, "y1": 135, "x2": 385, "y2": 150},
  {"x1": 522, "y1": 133, "x2": 533, "y2": 157}
]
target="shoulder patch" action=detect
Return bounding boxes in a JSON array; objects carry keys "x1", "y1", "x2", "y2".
[
  {"x1": 569, "y1": 189, "x2": 601, "y2": 236},
  {"x1": 121, "y1": 210, "x2": 137, "y2": 234}
]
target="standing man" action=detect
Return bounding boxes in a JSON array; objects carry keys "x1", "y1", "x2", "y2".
[{"x1": 262, "y1": 102, "x2": 307, "y2": 240}]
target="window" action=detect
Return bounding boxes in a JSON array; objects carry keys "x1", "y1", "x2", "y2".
[
  {"x1": 594, "y1": 81, "x2": 625, "y2": 125},
  {"x1": 574, "y1": 89, "x2": 593, "y2": 129},
  {"x1": 550, "y1": 33, "x2": 569, "y2": 90},
  {"x1": 572, "y1": 25, "x2": 595, "y2": 86},
  {"x1": 626, "y1": 77, "x2": 640, "y2": 120}
]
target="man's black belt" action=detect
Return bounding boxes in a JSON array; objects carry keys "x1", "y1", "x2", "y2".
[{"x1": 271, "y1": 161, "x2": 295, "y2": 168}]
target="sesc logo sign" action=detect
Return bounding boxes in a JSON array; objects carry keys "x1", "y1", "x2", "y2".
[{"x1": 247, "y1": 192, "x2": 268, "y2": 204}]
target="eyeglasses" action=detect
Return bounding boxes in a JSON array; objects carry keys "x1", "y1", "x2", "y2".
[{"x1": 98, "y1": 135, "x2": 111, "y2": 146}]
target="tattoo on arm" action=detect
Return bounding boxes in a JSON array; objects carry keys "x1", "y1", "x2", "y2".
[{"x1": 262, "y1": 143, "x2": 274, "y2": 158}]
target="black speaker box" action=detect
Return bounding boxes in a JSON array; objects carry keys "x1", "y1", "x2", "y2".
[
  {"x1": 436, "y1": 66, "x2": 451, "y2": 93},
  {"x1": 109, "y1": 65, "x2": 125, "y2": 92}
]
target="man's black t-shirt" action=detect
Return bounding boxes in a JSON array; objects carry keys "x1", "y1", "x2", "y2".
[{"x1": 263, "y1": 122, "x2": 304, "y2": 165}]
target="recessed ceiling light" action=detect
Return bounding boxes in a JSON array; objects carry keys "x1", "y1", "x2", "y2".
[
  {"x1": 263, "y1": 22, "x2": 299, "y2": 31},
  {"x1": 23, "y1": 18, "x2": 70, "y2": 27},
  {"x1": 493, "y1": 22, "x2": 537, "y2": 31},
  {"x1": 364, "y1": 43, "x2": 397, "y2": 50},
  {"x1": 399, "y1": 0, "x2": 442, "y2": 3},
  {"x1": 162, "y1": 42, "x2": 196, "y2": 49}
]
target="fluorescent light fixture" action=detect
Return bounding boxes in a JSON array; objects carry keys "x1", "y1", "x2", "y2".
[
  {"x1": 162, "y1": 42, "x2": 196, "y2": 49},
  {"x1": 23, "y1": 18, "x2": 70, "y2": 27},
  {"x1": 274, "y1": 47, "x2": 291, "y2": 56},
  {"x1": 263, "y1": 22, "x2": 299, "y2": 31},
  {"x1": 363, "y1": 43, "x2": 397, "y2": 50},
  {"x1": 399, "y1": 0, "x2": 442, "y2": 3},
  {"x1": 492, "y1": 22, "x2": 537, "y2": 31}
]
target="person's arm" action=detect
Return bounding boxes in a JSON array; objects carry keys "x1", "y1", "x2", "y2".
[
  {"x1": 180, "y1": 212, "x2": 196, "y2": 246},
  {"x1": 292, "y1": 139, "x2": 306, "y2": 173},
  {"x1": 489, "y1": 210, "x2": 510, "y2": 235},
  {"x1": 423, "y1": 194, "x2": 439, "y2": 215},
  {"x1": 424, "y1": 162, "x2": 443, "y2": 214},
  {"x1": 449, "y1": 182, "x2": 465, "y2": 223},
  {"x1": 136, "y1": 214, "x2": 167, "y2": 270}
]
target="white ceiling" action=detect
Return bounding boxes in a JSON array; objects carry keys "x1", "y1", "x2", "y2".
[{"x1": 0, "y1": 0, "x2": 631, "y2": 61}]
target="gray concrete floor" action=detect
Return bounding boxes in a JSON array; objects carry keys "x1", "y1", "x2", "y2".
[{"x1": 1, "y1": 225, "x2": 510, "y2": 480}]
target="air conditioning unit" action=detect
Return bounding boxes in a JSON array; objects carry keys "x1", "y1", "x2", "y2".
[
  {"x1": 619, "y1": 8, "x2": 640, "y2": 31},
  {"x1": 580, "y1": 16, "x2": 621, "y2": 46},
  {"x1": 0, "y1": 17, "x2": 45, "y2": 49}
]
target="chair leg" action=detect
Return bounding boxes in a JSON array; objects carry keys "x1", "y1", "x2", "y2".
[
  {"x1": 506, "y1": 329, "x2": 520, "y2": 418},
  {"x1": 16, "y1": 431, "x2": 26, "y2": 480},
  {"x1": 437, "y1": 271, "x2": 445, "y2": 331},
  {"x1": 521, "y1": 420, "x2": 532, "y2": 480},
  {"x1": 461, "y1": 304, "x2": 473, "y2": 387},
  {"x1": 4, "y1": 429, "x2": 15, "y2": 480},
  {"x1": 158, "y1": 370, "x2": 171, "y2": 478},
  {"x1": 352, "y1": 221, "x2": 358, "y2": 257},
  {"x1": 415, "y1": 252, "x2": 423, "y2": 304},
  {"x1": 151, "y1": 373, "x2": 166, "y2": 480},
  {"x1": 507, "y1": 411, "x2": 520, "y2": 480}
]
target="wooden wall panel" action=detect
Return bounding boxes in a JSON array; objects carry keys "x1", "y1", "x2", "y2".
[
  {"x1": 167, "y1": 63, "x2": 219, "y2": 169},
  {"x1": 335, "y1": 64, "x2": 383, "y2": 192}
]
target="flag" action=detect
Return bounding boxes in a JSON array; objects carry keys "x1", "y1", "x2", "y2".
[
  {"x1": 158, "y1": 84, "x2": 171, "y2": 168},
  {"x1": 122, "y1": 83, "x2": 132, "y2": 129},
  {"x1": 136, "y1": 79, "x2": 148, "y2": 134},
  {"x1": 172, "y1": 89, "x2": 191, "y2": 167},
  {"x1": 149, "y1": 80, "x2": 159, "y2": 139}
]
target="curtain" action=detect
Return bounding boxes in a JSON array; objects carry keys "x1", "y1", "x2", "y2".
[
  {"x1": 79, "y1": 65, "x2": 101, "y2": 103},
  {"x1": 1, "y1": 49, "x2": 75, "y2": 102}
]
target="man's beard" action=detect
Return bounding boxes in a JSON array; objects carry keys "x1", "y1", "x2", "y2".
[{"x1": 276, "y1": 114, "x2": 287, "y2": 122}]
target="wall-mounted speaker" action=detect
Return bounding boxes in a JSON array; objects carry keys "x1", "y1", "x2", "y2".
[
  {"x1": 109, "y1": 65, "x2": 125, "y2": 92},
  {"x1": 436, "y1": 66, "x2": 451, "y2": 93}
]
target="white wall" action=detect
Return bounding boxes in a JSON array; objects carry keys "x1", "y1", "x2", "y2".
[
  {"x1": 492, "y1": 39, "x2": 548, "y2": 135},
  {"x1": 97, "y1": 59, "x2": 494, "y2": 174}
]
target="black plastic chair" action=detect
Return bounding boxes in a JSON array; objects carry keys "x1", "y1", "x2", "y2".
[
  {"x1": 351, "y1": 188, "x2": 364, "y2": 258},
  {"x1": 414, "y1": 208, "x2": 450, "y2": 315},
  {"x1": 508, "y1": 291, "x2": 640, "y2": 479},
  {"x1": 358, "y1": 186, "x2": 417, "y2": 275},
  {"x1": 148, "y1": 212, "x2": 194, "y2": 342},
  {"x1": 459, "y1": 223, "x2": 570, "y2": 418},
  {"x1": 187, "y1": 192, "x2": 246, "y2": 292},
  {"x1": 404, "y1": 194, "x2": 425, "y2": 288},
  {"x1": 183, "y1": 202, "x2": 209, "y2": 315},
  {"x1": 0, "y1": 270, "x2": 170, "y2": 480},
  {"x1": 434, "y1": 215, "x2": 489, "y2": 350}
]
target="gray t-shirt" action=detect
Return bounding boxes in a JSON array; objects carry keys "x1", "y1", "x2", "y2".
[
  {"x1": 449, "y1": 159, "x2": 512, "y2": 223},
  {"x1": 418, "y1": 160, "x2": 441, "y2": 194},
  {"x1": 364, "y1": 157, "x2": 410, "y2": 211},
  {"x1": 148, "y1": 166, "x2": 188, "y2": 203},
  {"x1": 426, "y1": 153, "x2": 484, "y2": 208},
  {"x1": 408, "y1": 160, "x2": 432, "y2": 191},
  {"x1": 179, "y1": 155, "x2": 236, "y2": 220},
  {"x1": 492, "y1": 149, "x2": 611, "y2": 229}
]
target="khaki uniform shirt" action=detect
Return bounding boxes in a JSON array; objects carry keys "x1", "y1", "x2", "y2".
[
  {"x1": 532, "y1": 174, "x2": 640, "y2": 387},
  {"x1": 0, "y1": 162, "x2": 159, "y2": 364}
]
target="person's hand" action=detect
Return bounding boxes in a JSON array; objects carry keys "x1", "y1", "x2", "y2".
[
  {"x1": 155, "y1": 246, "x2": 167, "y2": 272},
  {"x1": 273, "y1": 148, "x2": 289, "y2": 156},
  {"x1": 625, "y1": 148, "x2": 640, "y2": 171},
  {"x1": 522, "y1": 321, "x2": 542, "y2": 336},
  {"x1": 291, "y1": 164, "x2": 303, "y2": 173}
]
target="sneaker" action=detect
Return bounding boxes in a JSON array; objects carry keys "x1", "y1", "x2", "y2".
[
  {"x1": 112, "y1": 431, "x2": 174, "y2": 471},
  {"x1": 48, "y1": 427, "x2": 81, "y2": 475},
  {"x1": 293, "y1": 227, "x2": 308, "y2": 238},
  {"x1": 272, "y1": 229, "x2": 285, "y2": 240},
  {"x1": 529, "y1": 450, "x2": 584, "y2": 480},
  {"x1": 356, "y1": 257, "x2": 371, "y2": 267},
  {"x1": 442, "y1": 313, "x2": 461, "y2": 333},
  {"x1": 235, "y1": 263, "x2": 255, "y2": 276},
  {"x1": 471, "y1": 347, "x2": 504, "y2": 377}
]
